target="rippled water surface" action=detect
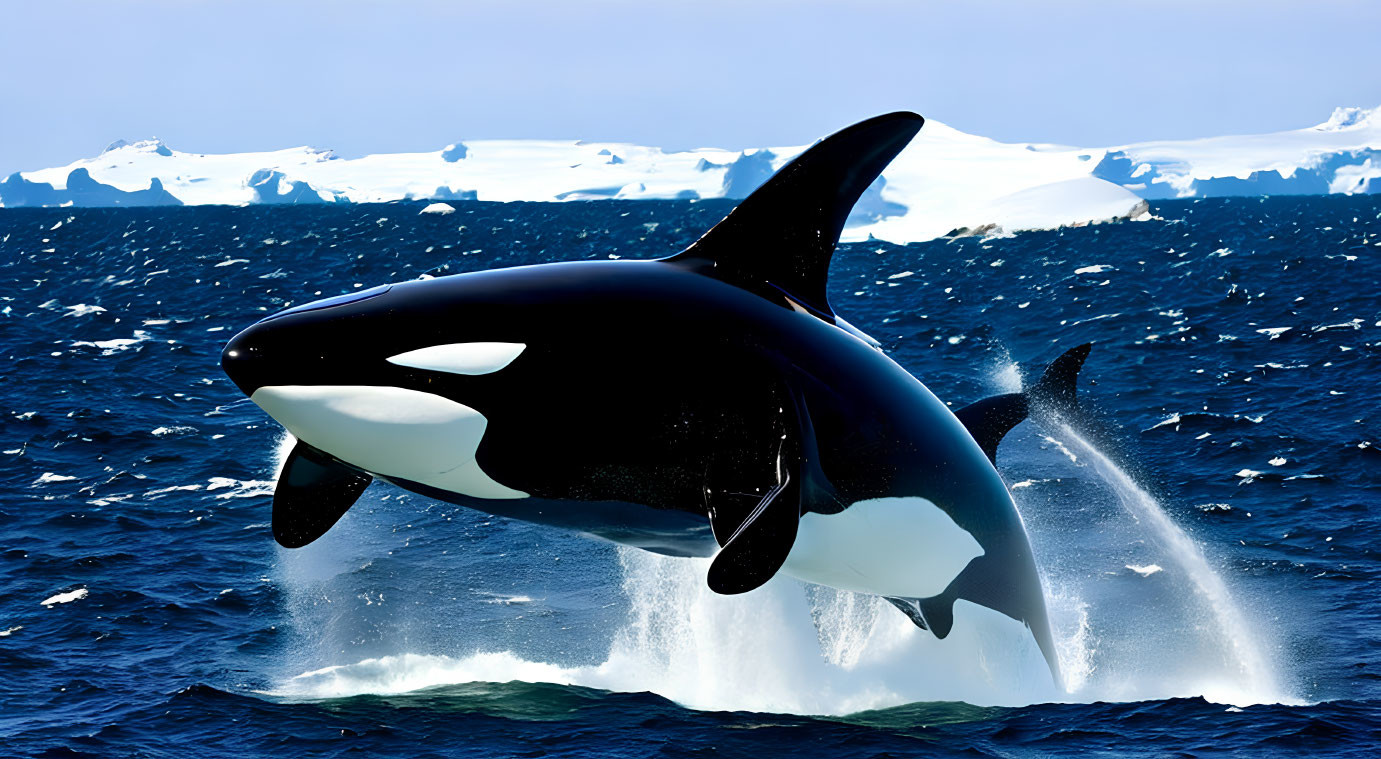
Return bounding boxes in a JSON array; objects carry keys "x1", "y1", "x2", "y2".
[{"x1": 2, "y1": 196, "x2": 1379, "y2": 756}]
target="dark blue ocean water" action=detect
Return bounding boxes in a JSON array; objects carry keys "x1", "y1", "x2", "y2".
[{"x1": 1, "y1": 196, "x2": 1379, "y2": 757}]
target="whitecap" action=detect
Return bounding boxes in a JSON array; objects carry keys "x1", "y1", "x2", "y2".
[
  {"x1": 1148, "y1": 414, "x2": 1182, "y2": 430},
  {"x1": 145, "y1": 484, "x2": 204, "y2": 497},
  {"x1": 63, "y1": 304, "x2": 107, "y2": 317},
  {"x1": 207, "y1": 477, "x2": 274, "y2": 499},
  {"x1": 34, "y1": 472, "x2": 77, "y2": 485},
  {"x1": 72, "y1": 330, "x2": 151, "y2": 355},
  {"x1": 478, "y1": 593, "x2": 535, "y2": 605}
]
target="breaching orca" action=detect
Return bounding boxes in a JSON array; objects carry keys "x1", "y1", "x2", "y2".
[{"x1": 222, "y1": 112, "x2": 1091, "y2": 685}]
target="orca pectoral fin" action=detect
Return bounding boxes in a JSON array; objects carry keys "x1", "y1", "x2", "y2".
[
  {"x1": 705, "y1": 376, "x2": 839, "y2": 595},
  {"x1": 272, "y1": 441, "x2": 372, "y2": 548},
  {"x1": 707, "y1": 465, "x2": 801, "y2": 595}
]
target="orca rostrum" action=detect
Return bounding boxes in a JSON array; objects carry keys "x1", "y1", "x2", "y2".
[{"x1": 223, "y1": 112, "x2": 1091, "y2": 685}]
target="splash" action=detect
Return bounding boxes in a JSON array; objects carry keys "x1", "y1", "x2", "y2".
[
  {"x1": 270, "y1": 417, "x2": 1294, "y2": 713},
  {"x1": 276, "y1": 549, "x2": 1058, "y2": 714},
  {"x1": 1040, "y1": 423, "x2": 1287, "y2": 705}
]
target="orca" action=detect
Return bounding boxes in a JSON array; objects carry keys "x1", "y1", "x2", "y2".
[{"x1": 222, "y1": 112, "x2": 1091, "y2": 685}]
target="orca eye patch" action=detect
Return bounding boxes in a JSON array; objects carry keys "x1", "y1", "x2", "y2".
[{"x1": 386, "y1": 342, "x2": 526, "y2": 376}]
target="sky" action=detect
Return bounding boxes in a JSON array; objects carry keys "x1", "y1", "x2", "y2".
[{"x1": 2, "y1": 0, "x2": 1378, "y2": 174}]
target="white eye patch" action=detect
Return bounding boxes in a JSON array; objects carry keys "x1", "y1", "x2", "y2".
[{"x1": 386, "y1": 342, "x2": 526, "y2": 375}]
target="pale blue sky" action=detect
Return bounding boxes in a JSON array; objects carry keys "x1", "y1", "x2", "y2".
[{"x1": 2, "y1": 0, "x2": 1378, "y2": 174}]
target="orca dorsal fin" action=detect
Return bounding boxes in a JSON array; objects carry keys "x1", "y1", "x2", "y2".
[{"x1": 666, "y1": 111, "x2": 924, "y2": 318}]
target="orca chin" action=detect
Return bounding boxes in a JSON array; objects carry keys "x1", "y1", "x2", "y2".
[{"x1": 250, "y1": 384, "x2": 528, "y2": 501}]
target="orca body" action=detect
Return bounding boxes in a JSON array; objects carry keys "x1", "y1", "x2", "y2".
[{"x1": 223, "y1": 112, "x2": 1089, "y2": 685}]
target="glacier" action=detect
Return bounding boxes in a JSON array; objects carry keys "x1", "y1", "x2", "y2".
[
  {"x1": 1092, "y1": 106, "x2": 1381, "y2": 200},
  {"x1": 2, "y1": 106, "x2": 1376, "y2": 244}
]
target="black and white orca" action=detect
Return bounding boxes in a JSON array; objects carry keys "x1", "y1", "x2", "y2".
[{"x1": 222, "y1": 112, "x2": 1091, "y2": 685}]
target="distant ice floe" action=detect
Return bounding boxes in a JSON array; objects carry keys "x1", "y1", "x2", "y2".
[
  {"x1": 419, "y1": 202, "x2": 455, "y2": 215},
  {"x1": 1236, "y1": 469, "x2": 1264, "y2": 484},
  {"x1": 151, "y1": 425, "x2": 199, "y2": 438},
  {"x1": 3, "y1": 105, "x2": 1378, "y2": 244},
  {"x1": 41, "y1": 588, "x2": 88, "y2": 607}
]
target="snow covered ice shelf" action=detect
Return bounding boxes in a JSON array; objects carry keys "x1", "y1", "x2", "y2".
[{"x1": 3, "y1": 105, "x2": 1378, "y2": 244}]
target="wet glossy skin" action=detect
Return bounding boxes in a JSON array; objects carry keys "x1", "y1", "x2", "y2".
[
  {"x1": 223, "y1": 259, "x2": 1008, "y2": 549},
  {"x1": 221, "y1": 111, "x2": 1060, "y2": 680},
  {"x1": 222, "y1": 257, "x2": 1056, "y2": 674}
]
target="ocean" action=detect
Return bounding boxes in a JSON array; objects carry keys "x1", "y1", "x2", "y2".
[{"x1": 1, "y1": 195, "x2": 1378, "y2": 756}]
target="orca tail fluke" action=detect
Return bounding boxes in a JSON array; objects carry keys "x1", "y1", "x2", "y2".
[
  {"x1": 1029, "y1": 342, "x2": 1092, "y2": 416},
  {"x1": 954, "y1": 343, "x2": 1094, "y2": 465}
]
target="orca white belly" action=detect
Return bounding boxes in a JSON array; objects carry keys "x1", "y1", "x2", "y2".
[{"x1": 779, "y1": 496, "x2": 983, "y2": 599}]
